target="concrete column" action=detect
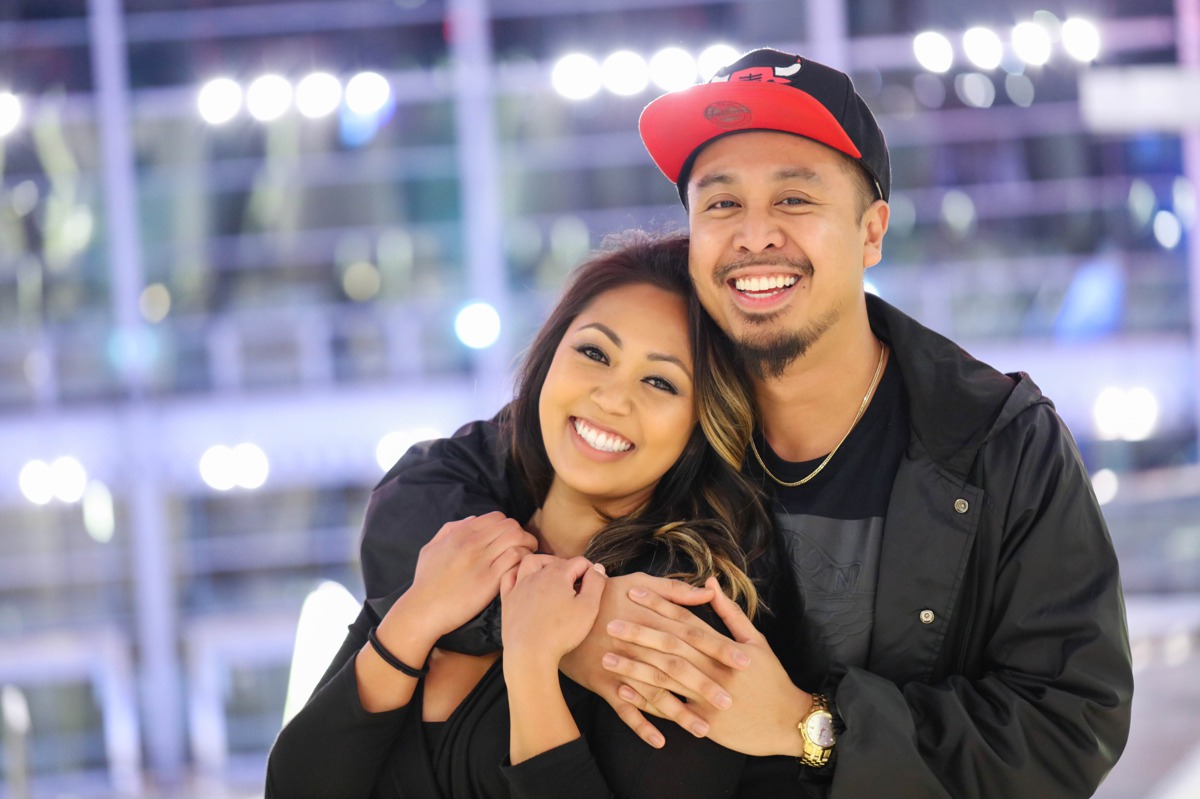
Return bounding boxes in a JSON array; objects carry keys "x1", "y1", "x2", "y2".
[
  {"x1": 88, "y1": 0, "x2": 185, "y2": 785},
  {"x1": 447, "y1": 0, "x2": 513, "y2": 416}
]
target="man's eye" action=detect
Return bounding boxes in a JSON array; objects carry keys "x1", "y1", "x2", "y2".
[
  {"x1": 707, "y1": 199, "x2": 738, "y2": 210},
  {"x1": 577, "y1": 344, "x2": 608, "y2": 363},
  {"x1": 780, "y1": 196, "x2": 808, "y2": 206},
  {"x1": 644, "y1": 376, "x2": 678, "y2": 394}
]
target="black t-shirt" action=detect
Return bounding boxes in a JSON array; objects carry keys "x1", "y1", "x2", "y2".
[{"x1": 748, "y1": 358, "x2": 909, "y2": 689}]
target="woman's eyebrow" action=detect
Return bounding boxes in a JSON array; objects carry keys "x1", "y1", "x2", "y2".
[
  {"x1": 578, "y1": 322, "x2": 621, "y2": 346},
  {"x1": 578, "y1": 322, "x2": 692, "y2": 379}
]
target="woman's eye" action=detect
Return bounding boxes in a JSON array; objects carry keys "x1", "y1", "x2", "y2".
[
  {"x1": 577, "y1": 344, "x2": 608, "y2": 363},
  {"x1": 644, "y1": 376, "x2": 678, "y2": 394}
]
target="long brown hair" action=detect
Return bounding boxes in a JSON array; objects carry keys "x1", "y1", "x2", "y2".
[{"x1": 505, "y1": 230, "x2": 770, "y2": 617}]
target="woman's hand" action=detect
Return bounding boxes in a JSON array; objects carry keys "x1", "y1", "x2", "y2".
[
  {"x1": 500, "y1": 554, "x2": 606, "y2": 670},
  {"x1": 400, "y1": 512, "x2": 538, "y2": 642}
]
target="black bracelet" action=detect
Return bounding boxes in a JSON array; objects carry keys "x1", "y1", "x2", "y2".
[{"x1": 367, "y1": 626, "x2": 429, "y2": 678}]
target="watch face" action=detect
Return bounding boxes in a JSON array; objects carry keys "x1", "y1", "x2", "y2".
[{"x1": 806, "y1": 712, "x2": 836, "y2": 748}]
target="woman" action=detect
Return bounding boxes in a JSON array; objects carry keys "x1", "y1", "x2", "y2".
[{"x1": 266, "y1": 232, "x2": 797, "y2": 798}]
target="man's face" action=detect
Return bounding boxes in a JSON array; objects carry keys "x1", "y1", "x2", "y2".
[{"x1": 685, "y1": 131, "x2": 887, "y2": 378}]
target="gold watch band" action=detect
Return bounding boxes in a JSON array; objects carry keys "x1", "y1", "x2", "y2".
[{"x1": 798, "y1": 693, "x2": 836, "y2": 768}]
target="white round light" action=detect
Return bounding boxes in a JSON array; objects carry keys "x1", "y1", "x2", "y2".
[
  {"x1": 955, "y1": 72, "x2": 996, "y2": 108},
  {"x1": 232, "y1": 442, "x2": 269, "y2": 489},
  {"x1": 913, "y1": 31, "x2": 954, "y2": 73},
  {"x1": 551, "y1": 53, "x2": 602, "y2": 101},
  {"x1": 454, "y1": 302, "x2": 502, "y2": 350},
  {"x1": 1012, "y1": 22, "x2": 1052, "y2": 66},
  {"x1": 83, "y1": 481, "x2": 116, "y2": 543},
  {"x1": 199, "y1": 445, "x2": 237, "y2": 491},
  {"x1": 0, "y1": 92, "x2": 22, "y2": 136},
  {"x1": 697, "y1": 44, "x2": 740, "y2": 80},
  {"x1": 18, "y1": 460, "x2": 53, "y2": 505},
  {"x1": 246, "y1": 74, "x2": 293, "y2": 121},
  {"x1": 1005, "y1": 73, "x2": 1036, "y2": 107},
  {"x1": 1091, "y1": 469, "x2": 1119, "y2": 505},
  {"x1": 345, "y1": 71, "x2": 391, "y2": 115},
  {"x1": 1062, "y1": 18, "x2": 1101, "y2": 62},
  {"x1": 295, "y1": 72, "x2": 343, "y2": 118},
  {"x1": 1094, "y1": 387, "x2": 1160, "y2": 441},
  {"x1": 963, "y1": 27, "x2": 1003, "y2": 70},
  {"x1": 197, "y1": 78, "x2": 242, "y2": 125},
  {"x1": 375, "y1": 427, "x2": 444, "y2": 471},
  {"x1": 601, "y1": 50, "x2": 649, "y2": 96},
  {"x1": 1122, "y1": 387, "x2": 1159, "y2": 441},
  {"x1": 50, "y1": 456, "x2": 87, "y2": 503},
  {"x1": 649, "y1": 47, "x2": 698, "y2": 91},
  {"x1": 1153, "y1": 210, "x2": 1182, "y2": 249},
  {"x1": 1174, "y1": 177, "x2": 1196, "y2": 229}
]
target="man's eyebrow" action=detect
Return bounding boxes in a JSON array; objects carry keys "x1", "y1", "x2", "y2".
[
  {"x1": 776, "y1": 166, "x2": 822, "y2": 184},
  {"x1": 693, "y1": 166, "x2": 823, "y2": 192}
]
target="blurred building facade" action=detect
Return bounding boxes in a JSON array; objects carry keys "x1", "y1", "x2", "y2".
[{"x1": 0, "y1": 0, "x2": 1196, "y2": 795}]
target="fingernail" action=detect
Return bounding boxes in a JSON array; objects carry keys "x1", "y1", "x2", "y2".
[
  {"x1": 594, "y1": 562, "x2": 606, "y2": 574},
  {"x1": 650, "y1": 733, "x2": 665, "y2": 748},
  {"x1": 602, "y1": 653, "x2": 619, "y2": 668},
  {"x1": 618, "y1": 686, "x2": 638, "y2": 702},
  {"x1": 690, "y1": 721, "x2": 709, "y2": 737},
  {"x1": 607, "y1": 620, "x2": 626, "y2": 635},
  {"x1": 715, "y1": 691, "x2": 733, "y2": 709},
  {"x1": 629, "y1": 587, "x2": 648, "y2": 599},
  {"x1": 733, "y1": 651, "x2": 751, "y2": 668}
]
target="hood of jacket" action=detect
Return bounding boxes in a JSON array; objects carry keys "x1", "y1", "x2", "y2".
[{"x1": 866, "y1": 294, "x2": 1048, "y2": 480}]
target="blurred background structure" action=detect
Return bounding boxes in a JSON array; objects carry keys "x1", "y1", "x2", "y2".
[{"x1": 0, "y1": 0, "x2": 1197, "y2": 796}]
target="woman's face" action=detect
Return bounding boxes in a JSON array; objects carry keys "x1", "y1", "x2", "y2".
[{"x1": 538, "y1": 282, "x2": 697, "y2": 517}]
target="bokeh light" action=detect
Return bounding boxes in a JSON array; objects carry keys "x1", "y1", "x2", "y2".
[
  {"x1": 295, "y1": 72, "x2": 343, "y2": 118},
  {"x1": 601, "y1": 51, "x2": 649, "y2": 96},
  {"x1": 344, "y1": 71, "x2": 391, "y2": 115},
  {"x1": 649, "y1": 47, "x2": 698, "y2": 91},
  {"x1": 198, "y1": 78, "x2": 242, "y2": 124},
  {"x1": 914, "y1": 31, "x2": 954, "y2": 73},
  {"x1": 963, "y1": 27, "x2": 1003, "y2": 70},
  {"x1": 454, "y1": 302, "x2": 502, "y2": 350},
  {"x1": 0, "y1": 91, "x2": 22, "y2": 136},
  {"x1": 1012, "y1": 22, "x2": 1052, "y2": 66},
  {"x1": 246, "y1": 74, "x2": 293, "y2": 121},
  {"x1": 1062, "y1": 18, "x2": 1101, "y2": 62},
  {"x1": 552, "y1": 53, "x2": 602, "y2": 100}
]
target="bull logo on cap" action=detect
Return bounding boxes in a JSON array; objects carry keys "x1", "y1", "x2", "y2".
[{"x1": 710, "y1": 59, "x2": 802, "y2": 85}]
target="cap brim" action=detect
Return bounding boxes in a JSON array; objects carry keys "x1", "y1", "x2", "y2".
[{"x1": 639, "y1": 81, "x2": 862, "y2": 184}]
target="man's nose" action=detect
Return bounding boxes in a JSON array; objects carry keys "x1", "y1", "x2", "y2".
[{"x1": 735, "y1": 206, "x2": 786, "y2": 253}]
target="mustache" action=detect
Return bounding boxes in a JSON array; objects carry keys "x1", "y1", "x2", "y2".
[{"x1": 712, "y1": 256, "x2": 813, "y2": 285}]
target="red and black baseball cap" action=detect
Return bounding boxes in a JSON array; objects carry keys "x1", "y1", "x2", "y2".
[{"x1": 639, "y1": 48, "x2": 891, "y2": 204}]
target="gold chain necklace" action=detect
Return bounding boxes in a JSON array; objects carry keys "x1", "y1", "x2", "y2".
[{"x1": 750, "y1": 341, "x2": 888, "y2": 488}]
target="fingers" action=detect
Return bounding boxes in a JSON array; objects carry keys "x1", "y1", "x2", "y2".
[
  {"x1": 619, "y1": 572, "x2": 715, "y2": 606},
  {"x1": 578, "y1": 563, "x2": 606, "y2": 607},
  {"x1": 601, "y1": 643, "x2": 731, "y2": 710},
  {"x1": 703, "y1": 576, "x2": 762, "y2": 646},
  {"x1": 623, "y1": 586, "x2": 752, "y2": 671},
  {"x1": 615, "y1": 679, "x2": 712, "y2": 738},
  {"x1": 607, "y1": 692, "x2": 667, "y2": 749},
  {"x1": 499, "y1": 564, "x2": 518, "y2": 597}
]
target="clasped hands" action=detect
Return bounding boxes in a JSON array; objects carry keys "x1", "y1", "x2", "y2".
[{"x1": 562, "y1": 573, "x2": 810, "y2": 758}]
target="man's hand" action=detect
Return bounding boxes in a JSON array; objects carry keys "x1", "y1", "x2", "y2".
[
  {"x1": 401, "y1": 512, "x2": 538, "y2": 641},
  {"x1": 602, "y1": 576, "x2": 811, "y2": 757},
  {"x1": 559, "y1": 572, "x2": 718, "y2": 748}
]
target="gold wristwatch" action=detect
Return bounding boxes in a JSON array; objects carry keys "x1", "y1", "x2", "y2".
[{"x1": 798, "y1": 693, "x2": 837, "y2": 768}]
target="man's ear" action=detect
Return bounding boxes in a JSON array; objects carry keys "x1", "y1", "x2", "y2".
[{"x1": 862, "y1": 200, "x2": 890, "y2": 269}]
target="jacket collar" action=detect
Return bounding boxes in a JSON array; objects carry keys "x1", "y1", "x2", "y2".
[{"x1": 865, "y1": 294, "x2": 1043, "y2": 479}]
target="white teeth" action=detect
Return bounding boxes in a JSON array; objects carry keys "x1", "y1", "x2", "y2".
[
  {"x1": 573, "y1": 418, "x2": 632, "y2": 453},
  {"x1": 734, "y1": 275, "x2": 798, "y2": 293}
]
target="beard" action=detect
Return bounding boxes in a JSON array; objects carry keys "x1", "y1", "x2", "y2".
[
  {"x1": 712, "y1": 255, "x2": 837, "y2": 380},
  {"x1": 732, "y1": 307, "x2": 839, "y2": 379}
]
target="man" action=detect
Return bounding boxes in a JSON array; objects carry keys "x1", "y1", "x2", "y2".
[{"x1": 361, "y1": 49, "x2": 1132, "y2": 796}]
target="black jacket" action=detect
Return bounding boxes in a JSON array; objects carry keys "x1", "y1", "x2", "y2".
[{"x1": 359, "y1": 295, "x2": 1133, "y2": 798}]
